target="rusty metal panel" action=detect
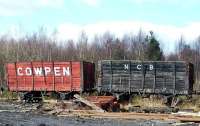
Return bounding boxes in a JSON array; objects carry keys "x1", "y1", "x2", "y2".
[
  {"x1": 86, "y1": 96, "x2": 116, "y2": 105},
  {"x1": 86, "y1": 96, "x2": 118, "y2": 111},
  {"x1": 6, "y1": 61, "x2": 95, "y2": 92}
]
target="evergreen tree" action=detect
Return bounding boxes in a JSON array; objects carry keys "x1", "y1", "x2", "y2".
[{"x1": 146, "y1": 31, "x2": 163, "y2": 60}]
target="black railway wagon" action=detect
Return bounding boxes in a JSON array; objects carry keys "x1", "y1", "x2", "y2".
[{"x1": 98, "y1": 60, "x2": 194, "y2": 95}]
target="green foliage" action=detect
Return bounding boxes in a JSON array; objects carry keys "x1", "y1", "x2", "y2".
[
  {"x1": 146, "y1": 31, "x2": 163, "y2": 60},
  {"x1": 0, "y1": 90, "x2": 18, "y2": 100}
]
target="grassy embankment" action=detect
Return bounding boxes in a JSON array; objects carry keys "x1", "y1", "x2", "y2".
[{"x1": 130, "y1": 95, "x2": 200, "y2": 112}]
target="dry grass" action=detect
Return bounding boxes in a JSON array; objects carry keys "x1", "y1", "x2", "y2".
[
  {"x1": 177, "y1": 95, "x2": 200, "y2": 112},
  {"x1": 130, "y1": 95, "x2": 200, "y2": 112},
  {"x1": 131, "y1": 96, "x2": 166, "y2": 108}
]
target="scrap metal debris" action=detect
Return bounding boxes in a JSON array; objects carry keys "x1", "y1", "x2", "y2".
[{"x1": 74, "y1": 94, "x2": 105, "y2": 113}]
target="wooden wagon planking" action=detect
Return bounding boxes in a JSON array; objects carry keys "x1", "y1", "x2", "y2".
[
  {"x1": 98, "y1": 60, "x2": 194, "y2": 95},
  {"x1": 6, "y1": 61, "x2": 95, "y2": 93}
]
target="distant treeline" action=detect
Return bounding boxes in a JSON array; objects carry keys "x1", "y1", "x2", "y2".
[{"x1": 0, "y1": 29, "x2": 200, "y2": 90}]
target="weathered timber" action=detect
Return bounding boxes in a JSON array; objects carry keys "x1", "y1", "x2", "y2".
[
  {"x1": 58, "y1": 112, "x2": 200, "y2": 123},
  {"x1": 74, "y1": 94, "x2": 105, "y2": 113},
  {"x1": 98, "y1": 60, "x2": 194, "y2": 95}
]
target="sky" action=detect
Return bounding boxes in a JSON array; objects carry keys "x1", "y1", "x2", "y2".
[{"x1": 1, "y1": 0, "x2": 200, "y2": 53}]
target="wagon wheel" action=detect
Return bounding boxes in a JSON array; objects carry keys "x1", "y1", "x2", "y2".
[
  {"x1": 18, "y1": 92, "x2": 25, "y2": 102},
  {"x1": 59, "y1": 93, "x2": 66, "y2": 100},
  {"x1": 41, "y1": 91, "x2": 47, "y2": 100}
]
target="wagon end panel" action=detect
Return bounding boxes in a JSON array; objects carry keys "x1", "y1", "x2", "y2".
[
  {"x1": 82, "y1": 62, "x2": 95, "y2": 91},
  {"x1": 188, "y1": 63, "x2": 194, "y2": 94},
  {"x1": 97, "y1": 61, "x2": 102, "y2": 91},
  {"x1": 98, "y1": 60, "x2": 112, "y2": 92},
  {"x1": 6, "y1": 63, "x2": 17, "y2": 91}
]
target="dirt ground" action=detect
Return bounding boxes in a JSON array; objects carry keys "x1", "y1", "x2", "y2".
[
  {"x1": 0, "y1": 111, "x2": 176, "y2": 126},
  {"x1": 0, "y1": 101, "x2": 198, "y2": 126}
]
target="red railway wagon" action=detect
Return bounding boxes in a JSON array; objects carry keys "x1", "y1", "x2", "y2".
[{"x1": 6, "y1": 61, "x2": 95, "y2": 101}]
